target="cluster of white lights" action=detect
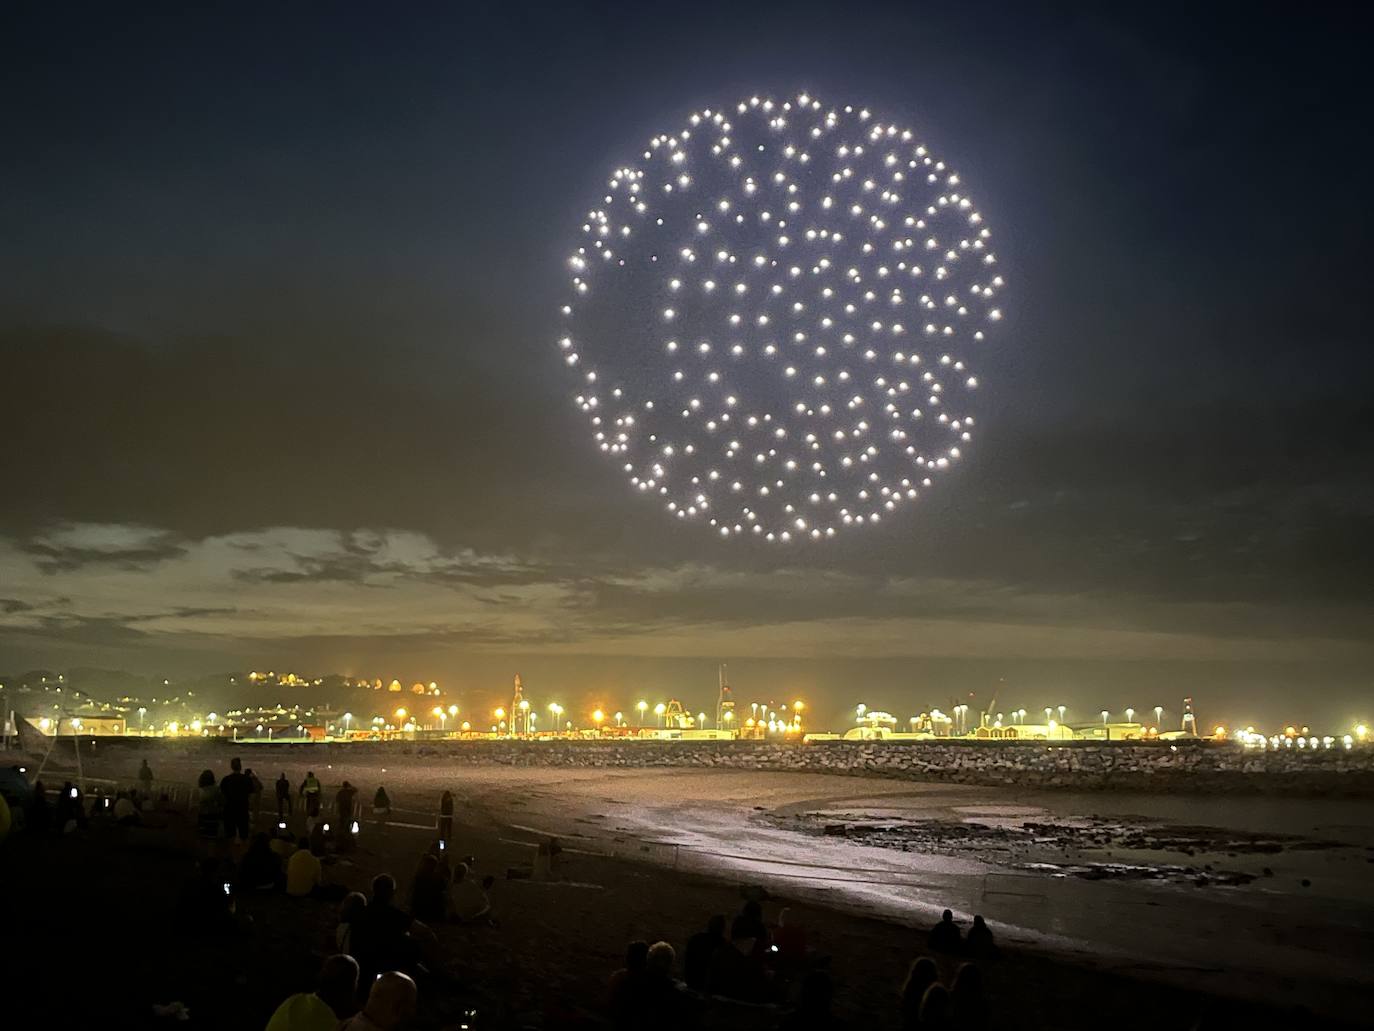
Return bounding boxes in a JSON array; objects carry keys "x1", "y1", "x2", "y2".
[{"x1": 560, "y1": 93, "x2": 1002, "y2": 541}]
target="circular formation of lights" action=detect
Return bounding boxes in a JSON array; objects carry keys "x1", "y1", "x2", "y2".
[{"x1": 559, "y1": 92, "x2": 1003, "y2": 541}]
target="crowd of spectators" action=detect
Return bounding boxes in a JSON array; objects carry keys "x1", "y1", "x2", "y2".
[
  {"x1": 609, "y1": 898, "x2": 996, "y2": 1030},
  {"x1": 4, "y1": 758, "x2": 1003, "y2": 1030}
]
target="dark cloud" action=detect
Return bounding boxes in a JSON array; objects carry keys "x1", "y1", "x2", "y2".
[{"x1": 21, "y1": 528, "x2": 188, "y2": 574}]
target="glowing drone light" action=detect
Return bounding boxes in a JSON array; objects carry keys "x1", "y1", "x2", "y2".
[{"x1": 560, "y1": 92, "x2": 1002, "y2": 542}]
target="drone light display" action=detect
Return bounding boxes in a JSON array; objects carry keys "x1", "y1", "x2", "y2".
[{"x1": 560, "y1": 93, "x2": 1002, "y2": 542}]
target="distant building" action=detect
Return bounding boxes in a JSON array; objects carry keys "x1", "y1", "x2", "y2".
[{"x1": 31, "y1": 714, "x2": 125, "y2": 736}]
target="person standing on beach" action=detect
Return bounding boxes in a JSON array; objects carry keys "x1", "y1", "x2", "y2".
[
  {"x1": 245, "y1": 767, "x2": 264, "y2": 823},
  {"x1": 301, "y1": 770, "x2": 323, "y2": 825},
  {"x1": 220, "y1": 757, "x2": 253, "y2": 842},
  {"x1": 438, "y1": 790, "x2": 454, "y2": 842},
  {"x1": 335, "y1": 780, "x2": 359, "y2": 849},
  {"x1": 275, "y1": 772, "x2": 292, "y2": 818},
  {"x1": 137, "y1": 758, "x2": 154, "y2": 796}
]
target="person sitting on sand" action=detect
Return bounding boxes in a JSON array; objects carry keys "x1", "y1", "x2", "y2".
[
  {"x1": 270, "y1": 826, "x2": 298, "y2": 862},
  {"x1": 240, "y1": 832, "x2": 283, "y2": 891},
  {"x1": 308, "y1": 819, "x2": 329, "y2": 857},
  {"x1": 608, "y1": 940, "x2": 649, "y2": 1028},
  {"x1": 774, "y1": 907, "x2": 809, "y2": 968},
  {"x1": 340, "y1": 970, "x2": 417, "y2": 1031},
  {"x1": 707, "y1": 925, "x2": 770, "y2": 1002},
  {"x1": 28, "y1": 780, "x2": 51, "y2": 834},
  {"x1": 56, "y1": 782, "x2": 87, "y2": 833},
  {"x1": 408, "y1": 852, "x2": 448, "y2": 923},
  {"x1": 950, "y1": 963, "x2": 989, "y2": 1028},
  {"x1": 450, "y1": 862, "x2": 492, "y2": 924},
  {"x1": 266, "y1": 953, "x2": 359, "y2": 1030},
  {"x1": 928, "y1": 909, "x2": 961, "y2": 953},
  {"x1": 918, "y1": 982, "x2": 952, "y2": 1028},
  {"x1": 373, "y1": 785, "x2": 391, "y2": 816},
  {"x1": 287, "y1": 836, "x2": 324, "y2": 897},
  {"x1": 337, "y1": 891, "x2": 368, "y2": 956},
  {"x1": 176, "y1": 856, "x2": 237, "y2": 934},
  {"x1": 684, "y1": 914, "x2": 727, "y2": 991},
  {"x1": 113, "y1": 791, "x2": 140, "y2": 826},
  {"x1": 640, "y1": 941, "x2": 690, "y2": 1019},
  {"x1": 780, "y1": 969, "x2": 842, "y2": 1030},
  {"x1": 352, "y1": 874, "x2": 434, "y2": 981},
  {"x1": 731, "y1": 899, "x2": 769, "y2": 946},
  {"x1": 900, "y1": 957, "x2": 939, "y2": 1030},
  {"x1": 964, "y1": 914, "x2": 996, "y2": 958}
]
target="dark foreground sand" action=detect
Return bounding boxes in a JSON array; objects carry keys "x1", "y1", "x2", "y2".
[{"x1": 5, "y1": 748, "x2": 1366, "y2": 1029}]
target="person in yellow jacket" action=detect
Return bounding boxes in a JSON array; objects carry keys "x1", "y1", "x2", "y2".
[{"x1": 264, "y1": 954, "x2": 358, "y2": 1031}]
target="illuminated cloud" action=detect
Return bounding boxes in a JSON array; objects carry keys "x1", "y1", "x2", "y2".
[{"x1": 2, "y1": 526, "x2": 1371, "y2": 671}]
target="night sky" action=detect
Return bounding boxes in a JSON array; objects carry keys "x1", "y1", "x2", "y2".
[{"x1": 2, "y1": 2, "x2": 1371, "y2": 729}]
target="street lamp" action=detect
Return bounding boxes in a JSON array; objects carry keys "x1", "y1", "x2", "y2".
[
  {"x1": 519, "y1": 699, "x2": 530, "y2": 737},
  {"x1": 1057, "y1": 705, "x2": 1066, "y2": 724},
  {"x1": 343, "y1": 712, "x2": 353, "y2": 735},
  {"x1": 697, "y1": 712, "x2": 707, "y2": 728},
  {"x1": 448, "y1": 704, "x2": 459, "y2": 719},
  {"x1": 1154, "y1": 705, "x2": 1164, "y2": 731},
  {"x1": 654, "y1": 702, "x2": 666, "y2": 727},
  {"x1": 433, "y1": 706, "x2": 446, "y2": 730},
  {"x1": 593, "y1": 709, "x2": 605, "y2": 730},
  {"x1": 1043, "y1": 707, "x2": 1052, "y2": 727},
  {"x1": 637, "y1": 700, "x2": 648, "y2": 726},
  {"x1": 1126, "y1": 707, "x2": 1134, "y2": 724},
  {"x1": 614, "y1": 711, "x2": 624, "y2": 727},
  {"x1": 548, "y1": 703, "x2": 564, "y2": 734},
  {"x1": 137, "y1": 706, "x2": 147, "y2": 731}
]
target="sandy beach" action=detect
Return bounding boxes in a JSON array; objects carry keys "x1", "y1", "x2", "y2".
[{"x1": 10, "y1": 743, "x2": 1368, "y2": 1028}]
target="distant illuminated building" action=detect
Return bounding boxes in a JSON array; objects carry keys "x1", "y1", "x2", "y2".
[
  {"x1": 511, "y1": 674, "x2": 529, "y2": 737},
  {"x1": 716, "y1": 664, "x2": 735, "y2": 730}
]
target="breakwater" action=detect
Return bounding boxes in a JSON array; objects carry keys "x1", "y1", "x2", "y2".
[{"x1": 58, "y1": 734, "x2": 1374, "y2": 795}]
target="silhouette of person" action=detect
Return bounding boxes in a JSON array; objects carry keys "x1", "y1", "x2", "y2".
[{"x1": 927, "y1": 909, "x2": 961, "y2": 953}]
